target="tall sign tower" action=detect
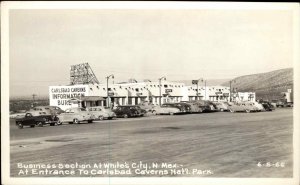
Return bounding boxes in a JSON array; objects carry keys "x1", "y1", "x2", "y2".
[{"x1": 70, "y1": 63, "x2": 100, "y2": 85}]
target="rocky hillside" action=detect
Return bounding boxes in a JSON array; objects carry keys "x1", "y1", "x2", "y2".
[{"x1": 221, "y1": 68, "x2": 293, "y2": 100}]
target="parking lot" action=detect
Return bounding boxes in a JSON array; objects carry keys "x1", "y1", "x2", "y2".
[{"x1": 10, "y1": 108, "x2": 293, "y2": 177}]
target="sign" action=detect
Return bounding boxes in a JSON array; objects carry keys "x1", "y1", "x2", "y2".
[
  {"x1": 165, "y1": 89, "x2": 172, "y2": 93},
  {"x1": 49, "y1": 85, "x2": 89, "y2": 110}
]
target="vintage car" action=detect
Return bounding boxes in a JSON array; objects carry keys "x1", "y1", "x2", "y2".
[
  {"x1": 189, "y1": 100, "x2": 217, "y2": 112},
  {"x1": 161, "y1": 103, "x2": 186, "y2": 114},
  {"x1": 212, "y1": 102, "x2": 230, "y2": 112},
  {"x1": 87, "y1": 106, "x2": 116, "y2": 120},
  {"x1": 30, "y1": 106, "x2": 65, "y2": 116},
  {"x1": 151, "y1": 105, "x2": 181, "y2": 115},
  {"x1": 57, "y1": 107, "x2": 95, "y2": 124},
  {"x1": 243, "y1": 102, "x2": 263, "y2": 112},
  {"x1": 174, "y1": 102, "x2": 192, "y2": 113},
  {"x1": 227, "y1": 102, "x2": 258, "y2": 113},
  {"x1": 260, "y1": 101, "x2": 275, "y2": 111},
  {"x1": 113, "y1": 105, "x2": 146, "y2": 118},
  {"x1": 10, "y1": 112, "x2": 26, "y2": 119},
  {"x1": 138, "y1": 101, "x2": 155, "y2": 112},
  {"x1": 15, "y1": 111, "x2": 59, "y2": 129},
  {"x1": 183, "y1": 102, "x2": 204, "y2": 113}
]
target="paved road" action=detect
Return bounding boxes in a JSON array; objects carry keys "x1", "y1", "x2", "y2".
[{"x1": 10, "y1": 108, "x2": 293, "y2": 177}]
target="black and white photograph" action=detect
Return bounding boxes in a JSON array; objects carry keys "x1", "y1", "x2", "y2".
[{"x1": 1, "y1": 2, "x2": 299, "y2": 185}]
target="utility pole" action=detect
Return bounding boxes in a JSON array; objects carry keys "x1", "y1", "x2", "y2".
[
  {"x1": 204, "y1": 80, "x2": 206, "y2": 101},
  {"x1": 229, "y1": 80, "x2": 236, "y2": 102},
  {"x1": 158, "y1": 76, "x2": 166, "y2": 106},
  {"x1": 32, "y1": 94, "x2": 37, "y2": 101},
  {"x1": 32, "y1": 94, "x2": 37, "y2": 107},
  {"x1": 106, "y1": 74, "x2": 114, "y2": 108}
]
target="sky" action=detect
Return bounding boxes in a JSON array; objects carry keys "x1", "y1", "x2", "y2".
[{"x1": 9, "y1": 9, "x2": 293, "y2": 98}]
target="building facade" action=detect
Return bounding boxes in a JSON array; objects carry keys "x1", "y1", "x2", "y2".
[{"x1": 49, "y1": 81, "x2": 255, "y2": 110}]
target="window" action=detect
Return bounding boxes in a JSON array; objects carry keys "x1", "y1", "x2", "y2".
[
  {"x1": 164, "y1": 85, "x2": 168, "y2": 88},
  {"x1": 135, "y1": 88, "x2": 139, "y2": 92}
]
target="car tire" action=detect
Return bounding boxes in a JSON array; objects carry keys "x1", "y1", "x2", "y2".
[
  {"x1": 152, "y1": 110, "x2": 157, "y2": 115},
  {"x1": 220, "y1": 108, "x2": 224, "y2": 112},
  {"x1": 37, "y1": 122, "x2": 43, "y2": 127},
  {"x1": 50, "y1": 123, "x2": 55, "y2": 126},
  {"x1": 30, "y1": 125, "x2": 35, "y2": 128},
  {"x1": 17, "y1": 122, "x2": 23, "y2": 129},
  {"x1": 98, "y1": 116, "x2": 104, "y2": 121},
  {"x1": 88, "y1": 120, "x2": 93, "y2": 123},
  {"x1": 73, "y1": 118, "x2": 79, "y2": 124},
  {"x1": 57, "y1": 120, "x2": 62, "y2": 125},
  {"x1": 123, "y1": 114, "x2": 128, "y2": 118}
]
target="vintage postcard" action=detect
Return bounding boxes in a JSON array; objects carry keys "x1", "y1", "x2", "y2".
[{"x1": 1, "y1": 2, "x2": 299, "y2": 185}]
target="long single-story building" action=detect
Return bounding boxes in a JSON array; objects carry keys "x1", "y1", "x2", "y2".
[{"x1": 49, "y1": 81, "x2": 255, "y2": 110}]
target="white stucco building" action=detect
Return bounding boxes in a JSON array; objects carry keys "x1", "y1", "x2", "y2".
[{"x1": 49, "y1": 81, "x2": 255, "y2": 110}]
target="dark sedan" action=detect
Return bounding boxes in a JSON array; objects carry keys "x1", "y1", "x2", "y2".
[
  {"x1": 15, "y1": 111, "x2": 58, "y2": 129},
  {"x1": 113, "y1": 105, "x2": 146, "y2": 118}
]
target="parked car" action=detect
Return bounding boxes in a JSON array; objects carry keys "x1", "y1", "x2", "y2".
[
  {"x1": 285, "y1": 102, "x2": 293, "y2": 107},
  {"x1": 189, "y1": 100, "x2": 217, "y2": 112},
  {"x1": 30, "y1": 106, "x2": 65, "y2": 116},
  {"x1": 174, "y1": 102, "x2": 192, "y2": 113},
  {"x1": 261, "y1": 102, "x2": 275, "y2": 111},
  {"x1": 15, "y1": 111, "x2": 58, "y2": 129},
  {"x1": 113, "y1": 105, "x2": 146, "y2": 118},
  {"x1": 213, "y1": 102, "x2": 230, "y2": 112},
  {"x1": 57, "y1": 107, "x2": 95, "y2": 124},
  {"x1": 246, "y1": 102, "x2": 264, "y2": 112},
  {"x1": 87, "y1": 106, "x2": 116, "y2": 120},
  {"x1": 271, "y1": 100, "x2": 285, "y2": 108},
  {"x1": 138, "y1": 101, "x2": 155, "y2": 112},
  {"x1": 10, "y1": 112, "x2": 26, "y2": 119},
  {"x1": 162, "y1": 103, "x2": 186, "y2": 114},
  {"x1": 184, "y1": 102, "x2": 204, "y2": 113},
  {"x1": 227, "y1": 102, "x2": 257, "y2": 113},
  {"x1": 151, "y1": 105, "x2": 181, "y2": 115}
]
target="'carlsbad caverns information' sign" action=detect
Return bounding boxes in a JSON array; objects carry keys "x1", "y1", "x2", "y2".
[{"x1": 49, "y1": 85, "x2": 89, "y2": 110}]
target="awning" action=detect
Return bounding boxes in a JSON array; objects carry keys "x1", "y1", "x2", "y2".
[{"x1": 80, "y1": 96, "x2": 105, "y2": 101}]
